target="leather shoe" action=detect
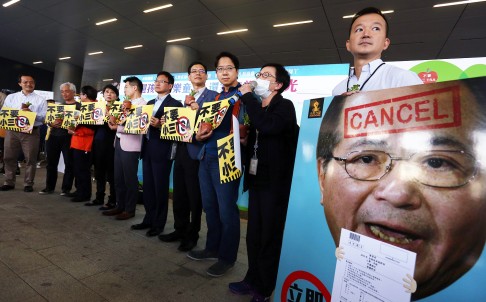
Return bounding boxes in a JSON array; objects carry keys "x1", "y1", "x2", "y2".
[
  {"x1": 1, "y1": 185, "x2": 14, "y2": 191},
  {"x1": 146, "y1": 228, "x2": 163, "y2": 237},
  {"x1": 158, "y1": 231, "x2": 182, "y2": 242},
  {"x1": 115, "y1": 211, "x2": 135, "y2": 220},
  {"x1": 131, "y1": 223, "x2": 151, "y2": 230},
  {"x1": 24, "y1": 186, "x2": 34, "y2": 192},
  {"x1": 102, "y1": 208, "x2": 123, "y2": 216},
  {"x1": 178, "y1": 239, "x2": 197, "y2": 252}
]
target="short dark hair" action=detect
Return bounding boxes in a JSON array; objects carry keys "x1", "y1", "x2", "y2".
[
  {"x1": 215, "y1": 51, "x2": 239, "y2": 70},
  {"x1": 18, "y1": 74, "x2": 35, "y2": 83},
  {"x1": 81, "y1": 85, "x2": 98, "y2": 101},
  {"x1": 124, "y1": 76, "x2": 143, "y2": 93},
  {"x1": 261, "y1": 63, "x2": 290, "y2": 94},
  {"x1": 156, "y1": 71, "x2": 175, "y2": 85},
  {"x1": 349, "y1": 7, "x2": 389, "y2": 37},
  {"x1": 102, "y1": 84, "x2": 119, "y2": 97},
  {"x1": 187, "y1": 61, "x2": 208, "y2": 74}
]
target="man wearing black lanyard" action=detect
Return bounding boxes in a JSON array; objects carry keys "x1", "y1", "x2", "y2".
[{"x1": 332, "y1": 7, "x2": 422, "y2": 96}]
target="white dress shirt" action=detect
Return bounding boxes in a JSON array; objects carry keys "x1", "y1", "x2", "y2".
[{"x1": 2, "y1": 91, "x2": 47, "y2": 127}]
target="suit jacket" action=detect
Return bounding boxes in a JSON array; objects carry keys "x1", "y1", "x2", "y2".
[
  {"x1": 117, "y1": 97, "x2": 147, "y2": 152},
  {"x1": 141, "y1": 94, "x2": 183, "y2": 160},
  {"x1": 186, "y1": 88, "x2": 218, "y2": 160}
]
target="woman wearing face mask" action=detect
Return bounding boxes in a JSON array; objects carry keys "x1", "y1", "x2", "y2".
[{"x1": 229, "y1": 64, "x2": 299, "y2": 302}]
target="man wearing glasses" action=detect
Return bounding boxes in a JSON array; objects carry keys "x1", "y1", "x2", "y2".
[
  {"x1": 159, "y1": 62, "x2": 217, "y2": 251},
  {"x1": 131, "y1": 71, "x2": 182, "y2": 236},
  {"x1": 316, "y1": 78, "x2": 486, "y2": 299}
]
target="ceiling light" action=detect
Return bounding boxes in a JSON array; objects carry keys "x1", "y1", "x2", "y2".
[
  {"x1": 59, "y1": 57, "x2": 71, "y2": 60},
  {"x1": 95, "y1": 18, "x2": 117, "y2": 26},
  {"x1": 434, "y1": 0, "x2": 486, "y2": 7},
  {"x1": 217, "y1": 28, "x2": 248, "y2": 35},
  {"x1": 343, "y1": 10, "x2": 394, "y2": 18},
  {"x1": 167, "y1": 37, "x2": 191, "y2": 43},
  {"x1": 2, "y1": 0, "x2": 20, "y2": 7},
  {"x1": 273, "y1": 20, "x2": 313, "y2": 27},
  {"x1": 124, "y1": 44, "x2": 143, "y2": 50},
  {"x1": 103, "y1": 79, "x2": 113, "y2": 82},
  {"x1": 88, "y1": 51, "x2": 103, "y2": 55},
  {"x1": 32, "y1": 61, "x2": 43, "y2": 64},
  {"x1": 143, "y1": 4, "x2": 173, "y2": 13}
]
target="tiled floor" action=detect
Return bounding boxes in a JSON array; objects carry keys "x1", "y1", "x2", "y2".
[{"x1": 0, "y1": 166, "x2": 251, "y2": 302}]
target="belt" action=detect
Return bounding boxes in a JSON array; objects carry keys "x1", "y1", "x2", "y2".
[{"x1": 33, "y1": 126, "x2": 39, "y2": 130}]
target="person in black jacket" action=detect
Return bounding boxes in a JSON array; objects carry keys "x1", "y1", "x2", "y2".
[{"x1": 229, "y1": 63, "x2": 299, "y2": 302}]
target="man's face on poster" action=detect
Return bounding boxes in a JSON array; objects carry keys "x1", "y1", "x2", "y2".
[{"x1": 317, "y1": 82, "x2": 486, "y2": 299}]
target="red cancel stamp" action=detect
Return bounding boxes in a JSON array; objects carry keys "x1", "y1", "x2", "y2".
[{"x1": 344, "y1": 86, "x2": 461, "y2": 138}]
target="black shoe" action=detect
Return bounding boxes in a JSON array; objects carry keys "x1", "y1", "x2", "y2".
[
  {"x1": 60, "y1": 190, "x2": 69, "y2": 196},
  {"x1": 207, "y1": 261, "x2": 234, "y2": 277},
  {"x1": 85, "y1": 199, "x2": 103, "y2": 206},
  {"x1": 24, "y1": 186, "x2": 34, "y2": 192},
  {"x1": 71, "y1": 196, "x2": 90, "y2": 202},
  {"x1": 146, "y1": 228, "x2": 163, "y2": 237},
  {"x1": 187, "y1": 249, "x2": 218, "y2": 261},
  {"x1": 39, "y1": 188, "x2": 54, "y2": 195},
  {"x1": 178, "y1": 239, "x2": 197, "y2": 252},
  {"x1": 131, "y1": 223, "x2": 151, "y2": 230},
  {"x1": 99, "y1": 203, "x2": 116, "y2": 211},
  {"x1": 63, "y1": 191, "x2": 77, "y2": 198},
  {"x1": 158, "y1": 231, "x2": 182, "y2": 242},
  {"x1": 229, "y1": 280, "x2": 254, "y2": 295},
  {"x1": 1, "y1": 185, "x2": 15, "y2": 191}
]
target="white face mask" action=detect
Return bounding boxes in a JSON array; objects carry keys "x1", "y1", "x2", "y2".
[{"x1": 254, "y1": 78, "x2": 272, "y2": 99}]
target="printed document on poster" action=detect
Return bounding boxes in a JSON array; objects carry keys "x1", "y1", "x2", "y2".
[{"x1": 331, "y1": 228, "x2": 416, "y2": 302}]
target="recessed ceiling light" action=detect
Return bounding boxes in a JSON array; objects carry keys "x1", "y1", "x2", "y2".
[
  {"x1": 2, "y1": 0, "x2": 20, "y2": 7},
  {"x1": 59, "y1": 57, "x2": 71, "y2": 60},
  {"x1": 167, "y1": 37, "x2": 191, "y2": 43},
  {"x1": 217, "y1": 28, "x2": 248, "y2": 35},
  {"x1": 95, "y1": 18, "x2": 117, "y2": 26},
  {"x1": 32, "y1": 61, "x2": 43, "y2": 64},
  {"x1": 103, "y1": 79, "x2": 114, "y2": 82},
  {"x1": 273, "y1": 20, "x2": 313, "y2": 27},
  {"x1": 88, "y1": 51, "x2": 103, "y2": 55},
  {"x1": 343, "y1": 10, "x2": 394, "y2": 18},
  {"x1": 434, "y1": 0, "x2": 486, "y2": 7},
  {"x1": 143, "y1": 4, "x2": 173, "y2": 13},
  {"x1": 124, "y1": 44, "x2": 143, "y2": 50}
]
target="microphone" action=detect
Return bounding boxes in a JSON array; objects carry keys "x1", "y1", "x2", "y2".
[{"x1": 230, "y1": 81, "x2": 258, "y2": 104}]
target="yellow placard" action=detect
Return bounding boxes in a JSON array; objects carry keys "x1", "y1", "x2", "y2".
[
  {"x1": 124, "y1": 104, "x2": 154, "y2": 134},
  {"x1": 0, "y1": 108, "x2": 37, "y2": 133},
  {"x1": 217, "y1": 133, "x2": 242, "y2": 184},
  {"x1": 45, "y1": 104, "x2": 76, "y2": 129},
  {"x1": 105, "y1": 101, "x2": 123, "y2": 123},
  {"x1": 194, "y1": 98, "x2": 231, "y2": 133},
  {"x1": 78, "y1": 101, "x2": 106, "y2": 125},
  {"x1": 160, "y1": 107, "x2": 197, "y2": 142}
]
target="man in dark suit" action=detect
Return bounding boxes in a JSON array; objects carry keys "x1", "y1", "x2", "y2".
[
  {"x1": 159, "y1": 62, "x2": 218, "y2": 251},
  {"x1": 131, "y1": 71, "x2": 182, "y2": 237}
]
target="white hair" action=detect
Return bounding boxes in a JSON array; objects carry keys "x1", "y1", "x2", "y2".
[{"x1": 60, "y1": 82, "x2": 76, "y2": 93}]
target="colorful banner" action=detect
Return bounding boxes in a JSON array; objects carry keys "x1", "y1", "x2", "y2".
[
  {"x1": 45, "y1": 104, "x2": 76, "y2": 129},
  {"x1": 160, "y1": 107, "x2": 197, "y2": 142},
  {"x1": 0, "y1": 108, "x2": 36, "y2": 133},
  {"x1": 105, "y1": 101, "x2": 123, "y2": 123},
  {"x1": 124, "y1": 104, "x2": 153, "y2": 134},
  {"x1": 194, "y1": 98, "x2": 231, "y2": 134},
  {"x1": 78, "y1": 101, "x2": 105, "y2": 125},
  {"x1": 275, "y1": 77, "x2": 486, "y2": 301},
  {"x1": 217, "y1": 132, "x2": 242, "y2": 184}
]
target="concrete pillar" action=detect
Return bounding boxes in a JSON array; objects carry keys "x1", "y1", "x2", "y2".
[
  {"x1": 52, "y1": 62, "x2": 83, "y2": 101},
  {"x1": 162, "y1": 45, "x2": 198, "y2": 73}
]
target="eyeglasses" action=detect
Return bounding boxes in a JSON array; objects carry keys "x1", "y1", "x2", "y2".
[
  {"x1": 190, "y1": 69, "x2": 206, "y2": 74},
  {"x1": 216, "y1": 66, "x2": 236, "y2": 73},
  {"x1": 330, "y1": 150, "x2": 478, "y2": 188},
  {"x1": 255, "y1": 72, "x2": 275, "y2": 79},
  {"x1": 154, "y1": 80, "x2": 169, "y2": 84}
]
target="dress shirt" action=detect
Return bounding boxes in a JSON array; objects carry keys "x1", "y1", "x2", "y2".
[
  {"x1": 2, "y1": 91, "x2": 47, "y2": 127},
  {"x1": 332, "y1": 59, "x2": 423, "y2": 95}
]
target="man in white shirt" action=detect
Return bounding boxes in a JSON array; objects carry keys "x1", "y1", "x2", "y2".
[
  {"x1": 332, "y1": 7, "x2": 423, "y2": 96},
  {"x1": 1, "y1": 74, "x2": 47, "y2": 192}
]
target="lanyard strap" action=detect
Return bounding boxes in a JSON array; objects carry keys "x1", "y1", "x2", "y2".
[{"x1": 346, "y1": 62, "x2": 385, "y2": 92}]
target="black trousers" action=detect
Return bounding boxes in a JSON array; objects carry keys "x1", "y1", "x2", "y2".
[
  {"x1": 113, "y1": 138, "x2": 140, "y2": 213},
  {"x1": 172, "y1": 144, "x2": 202, "y2": 241},
  {"x1": 72, "y1": 149, "x2": 91, "y2": 199},
  {"x1": 244, "y1": 186, "x2": 289, "y2": 297},
  {"x1": 45, "y1": 134, "x2": 74, "y2": 192},
  {"x1": 92, "y1": 138, "x2": 115, "y2": 202}
]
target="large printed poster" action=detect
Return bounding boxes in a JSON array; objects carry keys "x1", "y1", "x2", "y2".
[{"x1": 275, "y1": 77, "x2": 486, "y2": 301}]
